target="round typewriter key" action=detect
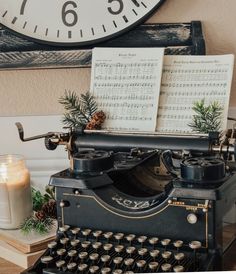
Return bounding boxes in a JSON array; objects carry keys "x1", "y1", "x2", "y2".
[
  {"x1": 60, "y1": 237, "x2": 69, "y2": 246},
  {"x1": 82, "y1": 228, "x2": 92, "y2": 237},
  {"x1": 137, "y1": 235, "x2": 147, "y2": 246},
  {"x1": 114, "y1": 244, "x2": 124, "y2": 254},
  {"x1": 162, "y1": 251, "x2": 172, "y2": 260},
  {"x1": 41, "y1": 256, "x2": 53, "y2": 264},
  {"x1": 136, "y1": 259, "x2": 146, "y2": 268},
  {"x1": 114, "y1": 233, "x2": 124, "y2": 243},
  {"x1": 81, "y1": 241, "x2": 91, "y2": 249},
  {"x1": 124, "y1": 272, "x2": 134, "y2": 274},
  {"x1": 138, "y1": 248, "x2": 148, "y2": 257},
  {"x1": 103, "y1": 232, "x2": 114, "y2": 241},
  {"x1": 68, "y1": 249, "x2": 78, "y2": 258},
  {"x1": 78, "y1": 263, "x2": 88, "y2": 272},
  {"x1": 48, "y1": 241, "x2": 57, "y2": 249},
  {"x1": 173, "y1": 265, "x2": 185, "y2": 272},
  {"x1": 79, "y1": 252, "x2": 88, "y2": 260},
  {"x1": 89, "y1": 265, "x2": 99, "y2": 274},
  {"x1": 101, "y1": 255, "x2": 111, "y2": 264},
  {"x1": 161, "y1": 239, "x2": 171, "y2": 247},
  {"x1": 71, "y1": 227, "x2": 80, "y2": 235},
  {"x1": 173, "y1": 240, "x2": 184, "y2": 249},
  {"x1": 174, "y1": 252, "x2": 185, "y2": 262},
  {"x1": 71, "y1": 239, "x2": 80, "y2": 247},
  {"x1": 161, "y1": 263, "x2": 172, "y2": 272},
  {"x1": 150, "y1": 249, "x2": 160, "y2": 259},
  {"x1": 125, "y1": 234, "x2": 136, "y2": 244},
  {"x1": 103, "y1": 243, "x2": 113, "y2": 252},
  {"x1": 93, "y1": 230, "x2": 103, "y2": 239},
  {"x1": 89, "y1": 253, "x2": 99, "y2": 262},
  {"x1": 112, "y1": 269, "x2": 122, "y2": 274},
  {"x1": 124, "y1": 258, "x2": 134, "y2": 267},
  {"x1": 189, "y1": 241, "x2": 202, "y2": 250},
  {"x1": 126, "y1": 246, "x2": 136, "y2": 255},
  {"x1": 57, "y1": 248, "x2": 66, "y2": 257},
  {"x1": 59, "y1": 225, "x2": 70, "y2": 233},
  {"x1": 101, "y1": 267, "x2": 111, "y2": 274},
  {"x1": 56, "y1": 260, "x2": 65, "y2": 269},
  {"x1": 113, "y1": 256, "x2": 123, "y2": 265},
  {"x1": 149, "y1": 261, "x2": 159, "y2": 271},
  {"x1": 92, "y1": 241, "x2": 102, "y2": 250},
  {"x1": 149, "y1": 237, "x2": 159, "y2": 246},
  {"x1": 67, "y1": 262, "x2": 77, "y2": 271}
]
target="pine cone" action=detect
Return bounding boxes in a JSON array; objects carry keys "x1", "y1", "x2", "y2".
[
  {"x1": 41, "y1": 200, "x2": 57, "y2": 219},
  {"x1": 35, "y1": 210, "x2": 46, "y2": 221},
  {"x1": 86, "y1": 111, "x2": 106, "y2": 130}
]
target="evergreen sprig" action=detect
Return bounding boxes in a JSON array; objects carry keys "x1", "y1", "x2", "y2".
[
  {"x1": 59, "y1": 91, "x2": 98, "y2": 128},
  {"x1": 21, "y1": 216, "x2": 54, "y2": 235},
  {"x1": 32, "y1": 186, "x2": 55, "y2": 211},
  {"x1": 189, "y1": 99, "x2": 223, "y2": 133}
]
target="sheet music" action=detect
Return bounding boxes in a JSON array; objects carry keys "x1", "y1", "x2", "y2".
[
  {"x1": 90, "y1": 47, "x2": 165, "y2": 131},
  {"x1": 157, "y1": 55, "x2": 235, "y2": 133}
]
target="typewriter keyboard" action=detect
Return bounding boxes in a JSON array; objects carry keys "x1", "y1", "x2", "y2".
[{"x1": 39, "y1": 225, "x2": 206, "y2": 274}]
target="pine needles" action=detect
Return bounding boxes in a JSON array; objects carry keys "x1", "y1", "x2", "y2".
[
  {"x1": 59, "y1": 91, "x2": 98, "y2": 128},
  {"x1": 21, "y1": 216, "x2": 54, "y2": 235},
  {"x1": 189, "y1": 99, "x2": 223, "y2": 134}
]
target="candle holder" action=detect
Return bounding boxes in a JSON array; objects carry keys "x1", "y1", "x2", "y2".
[{"x1": 0, "y1": 154, "x2": 32, "y2": 229}]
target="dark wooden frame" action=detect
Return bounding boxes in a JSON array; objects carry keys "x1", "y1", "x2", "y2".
[{"x1": 0, "y1": 21, "x2": 205, "y2": 70}]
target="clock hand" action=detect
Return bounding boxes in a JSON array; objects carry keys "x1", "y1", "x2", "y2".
[
  {"x1": 20, "y1": 0, "x2": 28, "y2": 15},
  {"x1": 131, "y1": 0, "x2": 140, "y2": 7}
]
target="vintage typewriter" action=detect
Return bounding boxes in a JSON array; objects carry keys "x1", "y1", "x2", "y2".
[{"x1": 16, "y1": 123, "x2": 236, "y2": 274}]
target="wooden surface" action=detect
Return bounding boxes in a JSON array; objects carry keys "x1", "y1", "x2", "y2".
[{"x1": 0, "y1": 225, "x2": 235, "y2": 274}]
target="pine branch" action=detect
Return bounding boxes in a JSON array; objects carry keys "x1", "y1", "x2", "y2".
[
  {"x1": 188, "y1": 99, "x2": 223, "y2": 134},
  {"x1": 21, "y1": 217, "x2": 54, "y2": 235}
]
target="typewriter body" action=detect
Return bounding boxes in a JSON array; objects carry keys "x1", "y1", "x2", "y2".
[{"x1": 17, "y1": 124, "x2": 236, "y2": 274}]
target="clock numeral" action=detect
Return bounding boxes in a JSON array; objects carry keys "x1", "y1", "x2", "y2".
[
  {"x1": 62, "y1": 1, "x2": 78, "y2": 27},
  {"x1": 20, "y1": 0, "x2": 28, "y2": 15},
  {"x1": 108, "y1": 0, "x2": 124, "y2": 15}
]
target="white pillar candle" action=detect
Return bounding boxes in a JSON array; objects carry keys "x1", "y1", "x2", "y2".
[{"x1": 0, "y1": 155, "x2": 32, "y2": 229}]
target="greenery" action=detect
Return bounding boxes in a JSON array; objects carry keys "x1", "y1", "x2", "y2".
[
  {"x1": 21, "y1": 216, "x2": 54, "y2": 235},
  {"x1": 189, "y1": 99, "x2": 223, "y2": 134},
  {"x1": 59, "y1": 91, "x2": 98, "y2": 128},
  {"x1": 32, "y1": 186, "x2": 55, "y2": 211}
]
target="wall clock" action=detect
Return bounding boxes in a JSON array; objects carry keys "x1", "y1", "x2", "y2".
[{"x1": 0, "y1": 0, "x2": 165, "y2": 46}]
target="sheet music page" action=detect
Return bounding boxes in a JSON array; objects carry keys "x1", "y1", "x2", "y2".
[
  {"x1": 90, "y1": 47, "x2": 165, "y2": 131},
  {"x1": 157, "y1": 55, "x2": 235, "y2": 133}
]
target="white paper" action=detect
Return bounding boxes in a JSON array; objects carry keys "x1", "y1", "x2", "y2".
[
  {"x1": 157, "y1": 55, "x2": 235, "y2": 133},
  {"x1": 90, "y1": 47, "x2": 165, "y2": 132}
]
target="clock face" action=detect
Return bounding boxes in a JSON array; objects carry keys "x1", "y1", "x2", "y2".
[{"x1": 0, "y1": 0, "x2": 165, "y2": 46}]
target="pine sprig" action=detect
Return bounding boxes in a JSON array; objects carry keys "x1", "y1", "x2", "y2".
[
  {"x1": 21, "y1": 216, "x2": 54, "y2": 235},
  {"x1": 189, "y1": 99, "x2": 223, "y2": 133},
  {"x1": 59, "y1": 91, "x2": 98, "y2": 128}
]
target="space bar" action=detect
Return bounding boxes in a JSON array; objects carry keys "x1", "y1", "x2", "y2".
[{"x1": 43, "y1": 268, "x2": 69, "y2": 274}]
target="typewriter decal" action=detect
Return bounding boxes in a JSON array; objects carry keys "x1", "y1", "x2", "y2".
[{"x1": 16, "y1": 123, "x2": 236, "y2": 273}]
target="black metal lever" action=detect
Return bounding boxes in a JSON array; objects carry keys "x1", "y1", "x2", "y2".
[{"x1": 15, "y1": 122, "x2": 55, "y2": 142}]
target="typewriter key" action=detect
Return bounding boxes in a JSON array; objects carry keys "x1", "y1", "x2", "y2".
[
  {"x1": 124, "y1": 272, "x2": 134, "y2": 274},
  {"x1": 57, "y1": 248, "x2": 66, "y2": 257},
  {"x1": 93, "y1": 230, "x2": 103, "y2": 240},
  {"x1": 101, "y1": 255, "x2": 111, "y2": 264},
  {"x1": 150, "y1": 249, "x2": 160, "y2": 260},
  {"x1": 56, "y1": 260, "x2": 65, "y2": 270},
  {"x1": 68, "y1": 249, "x2": 78, "y2": 258},
  {"x1": 71, "y1": 227, "x2": 80, "y2": 236},
  {"x1": 126, "y1": 246, "x2": 136, "y2": 256},
  {"x1": 114, "y1": 233, "x2": 124, "y2": 243},
  {"x1": 92, "y1": 241, "x2": 102, "y2": 250},
  {"x1": 114, "y1": 245, "x2": 124, "y2": 254},
  {"x1": 101, "y1": 267, "x2": 111, "y2": 274},
  {"x1": 162, "y1": 251, "x2": 172, "y2": 260},
  {"x1": 67, "y1": 262, "x2": 77, "y2": 271},
  {"x1": 79, "y1": 252, "x2": 89, "y2": 261},
  {"x1": 136, "y1": 259, "x2": 146, "y2": 268},
  {"x1": 161, "y1": 263, "x2": 172, "y2": 272},
  {"x1": 138, "y1": 248, "x2": 148, "y2": 257},
  {"x1": 89, "y1": 253, "x2": 99, "y2": 262},
  {"x1": 173, "y1": 240, "x2": 184, "y2": 250},
  {"x1": 137, "y1": 236, "x2": 147, "y2": 247},
  {"x1": 48, "y1": 241, "x2": 57, "y2": 249},
  {"x1": 113, "y1": 256, "x2": 123, "y2": 266},
  {"x1": 59, "y1": 225, "x2": 70, "y2": 233},
  {"x1": 113, "y1": 269, "x2": 122, "y2": 274},
  {"x1": 174, "y1": 252, "x2": 185, "y2": 262},
  {"x1": 124, "y1": 258, "x2": 134, "y2": 268},
  {"x1": 125, "y1": 234, "x2": 136, "y2": 245},
  {"x1": 104, "y1": 232, "x2": 114, "y2": 241},
  {"x1": 41, "y1": 256, "x2": 53, "y2": 265},
  {"x1": 70, "y1": 239, "x2": 80, "y2": 247},
  {"x1": 149, "y1": 261, "x2": 159, "y2": 271},
  {"x1": 161, "y1": 239, "x2": 171, "y2": 248},
  {"x1": 189, "y1": 241, "x2": 202, "y2": 250},
  {"x1": 173, "y1": 265, "x2": 185, "y2": 272},
  {"x1": 60, "y1": 237, "x2": 69, "y2": 247},
  {"x1": 103, "y1": 243, "x2": 113, "y2": 252},
  {"x1": 89, "y1": 265, "x2": 99, "y2": 274},
  {"x1": 81, "y1": 241, "x2": 91, "y2": 249},
  {"x1": 149, "y1": 237, "x2": 159, "y2": 247},
  {"x1": 78, "y1": 263, "x2": 88, "y2": 272},
  {"x1": 82, "y1": 229, "x2": 92, "y2": 238}
]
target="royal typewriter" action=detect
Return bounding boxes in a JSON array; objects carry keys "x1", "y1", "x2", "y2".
[{"x1": 16, "y1": 122, "x2": 236, "y2": 274}]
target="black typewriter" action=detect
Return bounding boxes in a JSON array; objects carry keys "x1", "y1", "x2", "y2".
[{"x1": 16, "y1": 123, "x2": 236, "y2": 274}]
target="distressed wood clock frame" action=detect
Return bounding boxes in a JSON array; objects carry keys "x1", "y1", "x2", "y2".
[{"x1": 0, "y1": 21, "x2": 205, "y2": 70}]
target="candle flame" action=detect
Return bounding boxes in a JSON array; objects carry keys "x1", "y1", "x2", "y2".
[{"x1": 0, "y1": 164, "x2": 8, "y2": 183}]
